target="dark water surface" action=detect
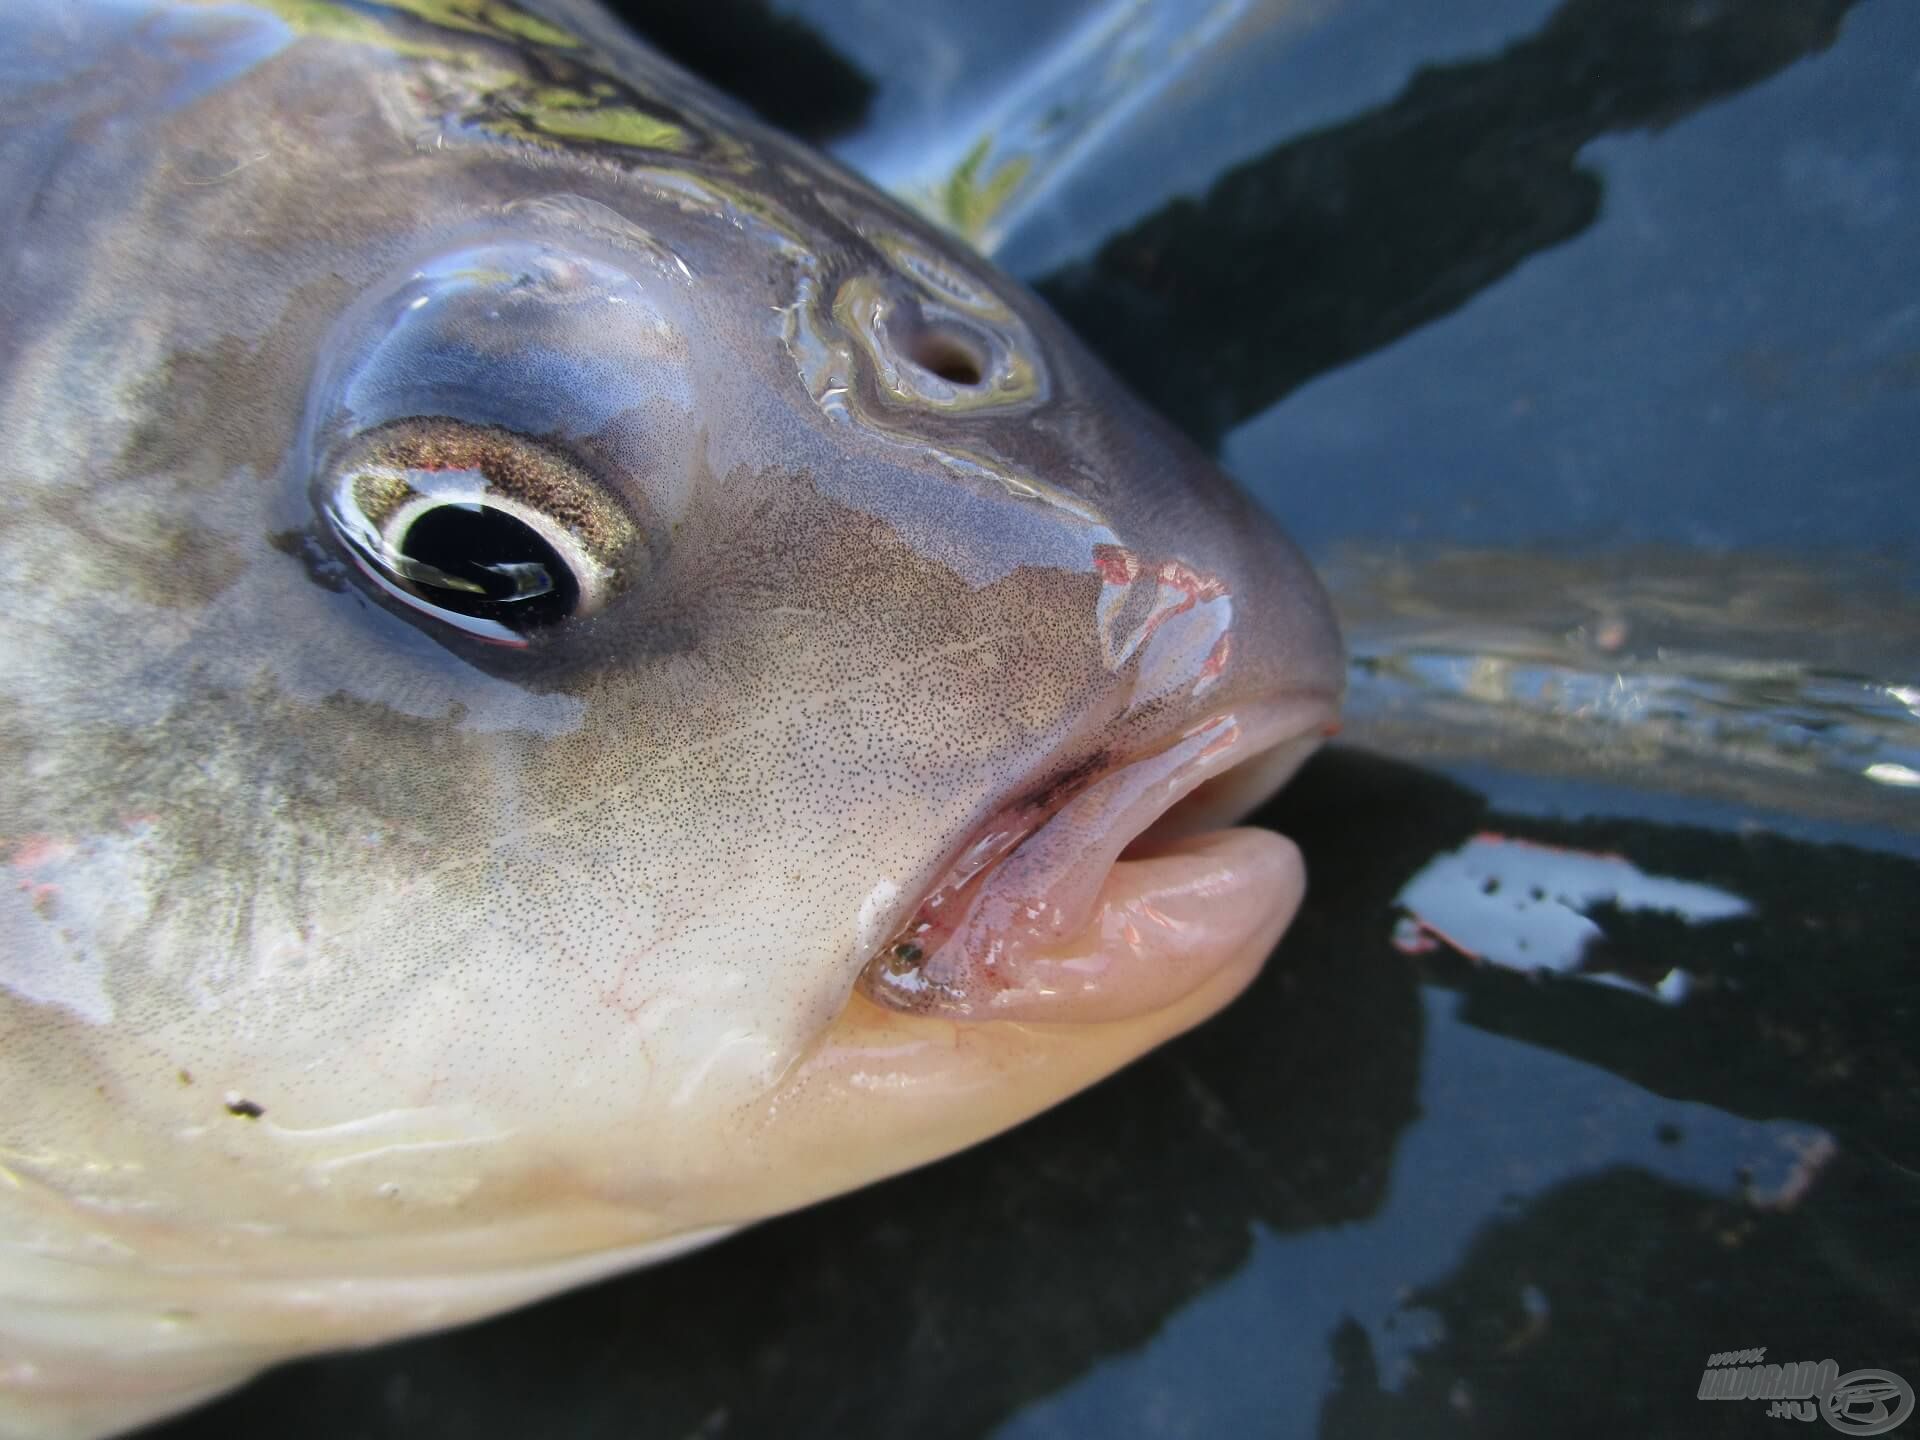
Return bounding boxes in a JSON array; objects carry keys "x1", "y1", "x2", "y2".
[{"x1": 155, "y1": 2, "x2": 1918, "y2": 1437}]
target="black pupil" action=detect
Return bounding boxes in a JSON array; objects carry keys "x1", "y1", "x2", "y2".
[{"x1": 398, "y1": 502, "x2": 578, "y2": 629}]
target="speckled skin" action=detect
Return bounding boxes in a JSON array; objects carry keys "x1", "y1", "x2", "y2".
[{"x1": 0, "y1": 3, "x2": 1343, "y2": 1435}]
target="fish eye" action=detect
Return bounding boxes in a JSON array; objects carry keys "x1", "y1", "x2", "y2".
[{"x1": 317, "y1": 418, "x2": 638, "y2": 647}]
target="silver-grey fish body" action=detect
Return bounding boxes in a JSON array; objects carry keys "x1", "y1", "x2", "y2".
[{"x1": 0, "y1": 3, "x2": 1343, "y2": 1435}]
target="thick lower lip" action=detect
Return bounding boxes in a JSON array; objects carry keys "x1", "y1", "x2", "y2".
[{"x1": 859, "y1": 694, "x2": 1340, "y2": 1024}]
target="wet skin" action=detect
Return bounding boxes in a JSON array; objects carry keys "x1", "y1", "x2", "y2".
[{"x1": 0, "y1": 3, "x2": 1343, "y2": 1435}]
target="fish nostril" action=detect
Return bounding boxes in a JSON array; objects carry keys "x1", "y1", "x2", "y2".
[{"x1": 904, "y1": 324, "x2": 987, "y2": 387}]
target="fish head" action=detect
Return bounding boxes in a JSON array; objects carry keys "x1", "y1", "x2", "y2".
[{"x1": 0, "y1": 0, "x2": 1341, "y2": 1425}]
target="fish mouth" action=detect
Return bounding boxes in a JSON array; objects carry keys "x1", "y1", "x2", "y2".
[{"x1": 859, "y1": 694, "x2": 1340, "y2": 1025}]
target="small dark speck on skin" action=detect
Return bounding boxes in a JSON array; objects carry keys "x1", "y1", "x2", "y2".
[
  {"x1": 225, "y1": 1098, "x2": 265, "y2": 1119},
  {"x1": 1656, "y1": 1122, "x2": 1683, "y2": 1145},
  {"x1": 178, "y1": 1069, "x2": 193, "y2": 1086}
]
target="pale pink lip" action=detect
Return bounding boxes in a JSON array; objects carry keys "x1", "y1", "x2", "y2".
[{"x1": 860, "y1": 694, "x2": 1339, "y2": 1023}]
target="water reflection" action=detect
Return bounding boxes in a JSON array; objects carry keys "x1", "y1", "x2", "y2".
[
  {"x1": 1033, "y1": 0, "x2": 1860, "y2": 446},
  {"x1": 1318, "y1": 1160, "x2": 1918, "y2": 1439},
  {"x1": 598, "y1": 0, "x2": 873, "y2": 141},
  {"x1": 1002, "y1": 991, "x2": 1842, "y2": 1440},
  {"x1": 1328, "y1": 545, "x2": 1920, "y2": 832}
]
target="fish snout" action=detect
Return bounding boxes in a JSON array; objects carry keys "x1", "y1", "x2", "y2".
[{"x1": 727, "y1": 452, "x2": 1344, "y2": 1207}]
